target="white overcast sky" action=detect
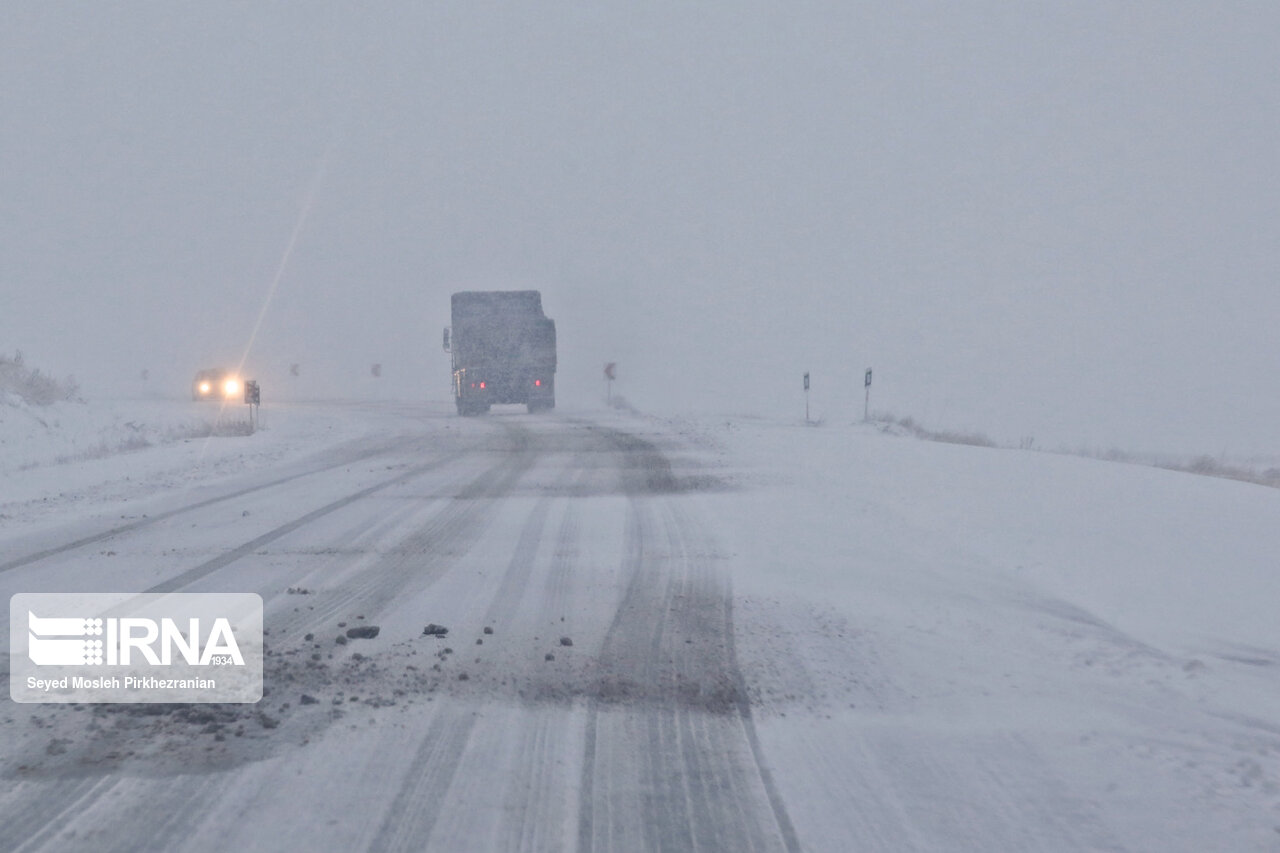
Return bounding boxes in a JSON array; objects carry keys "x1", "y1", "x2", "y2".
[{"x1": 2, "y1": 3, "x2": 1278, "y2": 455}]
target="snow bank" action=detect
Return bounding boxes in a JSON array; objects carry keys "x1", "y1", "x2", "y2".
[
  {"x1": 0, "y1": 397, "x2": 405, "y2": 535},
  {"x1": 0, "y1": 397, "x2": 246, "y2": 473}
]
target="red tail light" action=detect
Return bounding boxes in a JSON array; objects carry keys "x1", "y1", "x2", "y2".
[
  {"x1": 479, "y1": 382, "x2": 486, "y2": 389},
  {"x1": 534, "y1": 379, "x2": 541, "y2": 387}
]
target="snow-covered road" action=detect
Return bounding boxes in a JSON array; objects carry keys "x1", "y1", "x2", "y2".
[
  {"x1": 2, "y1": 406, "x2": 798, "y2": 852},
  {"x1": 2, "y1": 402, "x2": 1278, "y2": 851}
]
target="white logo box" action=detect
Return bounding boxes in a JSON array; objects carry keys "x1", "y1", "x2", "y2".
[{"x1": 10, "y1": 593, "x2": 263, "y2": 704}]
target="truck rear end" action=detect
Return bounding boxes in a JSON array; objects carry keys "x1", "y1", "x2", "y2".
[{"x1": 445, "y1": 291, "x2": 556, "y2": 415}]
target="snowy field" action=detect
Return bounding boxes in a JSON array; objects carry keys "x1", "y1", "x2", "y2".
[
  {"x1": 705, "y1": 415, "x2": 1280, "y2": 851},
  {"x1": 2, "y1": 397, "x2": 1278, "y2": 851}
]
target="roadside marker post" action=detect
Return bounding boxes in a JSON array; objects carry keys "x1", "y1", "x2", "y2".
[
  {"x1": 864, "y1": 368, "x2": 872, "y2": 421},
  {"x1": 244, "y1": 380, "x2": 261, "y2": 432},
  {"x1": 803, "y1": 372, "x2": 810, "y2": 423}
]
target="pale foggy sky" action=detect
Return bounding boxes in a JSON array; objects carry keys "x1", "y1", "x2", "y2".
[{"x1": 3, "y1": 3, "x2": 1278, "y2": 455}]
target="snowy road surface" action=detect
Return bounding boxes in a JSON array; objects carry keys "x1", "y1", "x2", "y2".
[{"x1": 2, "y1": 402, "x2": 1279, "y2": 851}]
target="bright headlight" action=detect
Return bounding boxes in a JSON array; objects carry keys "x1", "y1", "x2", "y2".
[
  {"x1": 199, "y1": 382, "x2": 211, "y2": 394},
  {"x1": 224, "y1": 379, "x2": 240, "y2": 396}
]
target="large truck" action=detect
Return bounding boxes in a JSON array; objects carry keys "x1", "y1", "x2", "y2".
[{"x1": 443, "y1": 290, "x2": 556, "y2": 415}]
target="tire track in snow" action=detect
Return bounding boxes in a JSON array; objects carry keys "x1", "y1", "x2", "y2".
[
  {"x1": 479, "y1": 439, "x2": 593, "y2": 631},
  {"x1": 265, "y1": 421, "x2": 540, "y2": 638},
  {"x1": 2, "y1": 777, "x2": 118, "y2": 853},
  {"x1": 0, "y1": 433, "x2": 443, "y2": 576},
  {"x1": 363, "y1": 431, "x2": 586, "y2": 852},
  {"x1": 143, "y1": 454, "x2": 459, "y2": 594},
  {"x1": 0, "y1": 423, "x2": 535, "y2": 853},
  {"x1": 143, "y1": 420, "x2": 531, "y2": 598},
  {"x1": 480, "y1": 452, "x2": 595, "y2": 853},
  {"x1": 578, "y1": 497, "x2": 801, "y2": 853},
  {"x1": 365, "y1": 706, "x2": 480, "y2": 853}
]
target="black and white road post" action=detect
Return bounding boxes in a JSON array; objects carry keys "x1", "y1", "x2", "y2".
[
  {"x1": 604, "y1": 362, "x2": 616, "y2": 405},
  {"x1": 864, "y1": 368, "x2": 872, "y2": 421},
  {"x1": 804, "y1": 372, "x2": 810, "y2": 423},
  {"x1": 244, "y1": 380, "x2": 261, "y2": 431}
]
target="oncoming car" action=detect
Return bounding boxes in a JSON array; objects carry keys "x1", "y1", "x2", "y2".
[{"x1": 191, "y1": 368, "x2": 243, "y2": 402}]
